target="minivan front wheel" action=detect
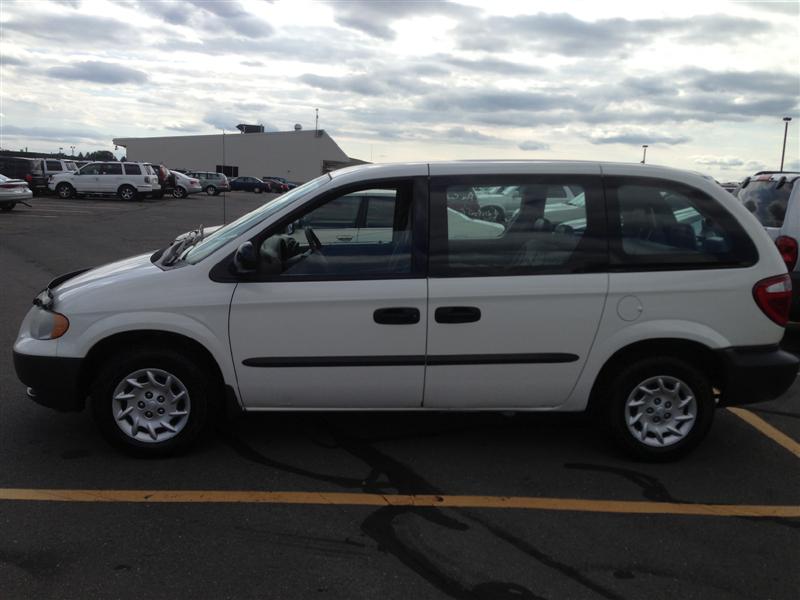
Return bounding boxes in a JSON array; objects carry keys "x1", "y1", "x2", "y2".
[
  {"x1": 606, "y1": 357, "x2": 714, "y2": 461},
  {"x1": 56, "y1": 183, "x2": 75, "y2": 199},
  {"x1": 205, "y1": 185, "x2": 217, "y2": 196},
  {"x1": 91, "y1": 347, "x2": 210, "y2": 456}
]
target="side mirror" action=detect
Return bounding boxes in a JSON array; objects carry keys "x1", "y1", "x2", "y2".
[{"x1": 233, "y1": 241, "x2": 257, "y2": 275}]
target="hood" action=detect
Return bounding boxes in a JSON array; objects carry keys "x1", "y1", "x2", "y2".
[{"x1": 54, "y1": 253, "x2": 159, "y2": 302}]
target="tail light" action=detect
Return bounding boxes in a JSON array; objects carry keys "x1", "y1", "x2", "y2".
[
  {"x1": 775, "y1": 236, "x2": 798, "y2": 271},
  {"x1": 753, "y1": 274, "x2": 792, "y2": 326},
  {"x1": 25, "y1": 173, "x2": 32, "y2": 182}
]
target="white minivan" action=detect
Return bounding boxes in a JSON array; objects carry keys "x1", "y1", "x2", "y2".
[{"x1": 14, "y1": 161, "x2": 799, "y2": 460}]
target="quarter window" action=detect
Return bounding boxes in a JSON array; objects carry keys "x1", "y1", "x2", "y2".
[
  {"x1": 607, "y1": 178, "x2": 757, "y2": 268},
  {"x1": 124, "y1": 164, "x2": 142, "y2": 175},
  {"x1": 430, "y1": 178, "x2": 606, "y2": 276},
  {"x1": 46, "y1": 160, "x2": 63, "y2": 171}
]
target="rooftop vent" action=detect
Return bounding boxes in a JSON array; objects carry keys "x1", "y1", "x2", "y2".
[{"x1": 236, "y1": 124, "x2": 265, "y2": 134}]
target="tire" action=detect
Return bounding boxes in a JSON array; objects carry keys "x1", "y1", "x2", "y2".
[
  {"x1": 90, "y1": 346, "x2": 212, "y2": 457},
  {"x1": 205, "y1": 185, "x2": 217, "y2": 196},
  {"x1": 118, "y1": 185, "x2": 139, "y2": 202},
  {"x1": 1, "y1": 203, "x2": 14, "y2": 211},
  {"x1": 253, "y1": 186, "x2": 262, "y2": 194},
  {"x1": 173, "y1": 186, "x2": 187, "y2": 199},
  {"x1": 56, "y1": 182, "x2": 75, "y2": 199},
  {"x1": 605, "y1": 357, "x2": 715, "y2": 461}
]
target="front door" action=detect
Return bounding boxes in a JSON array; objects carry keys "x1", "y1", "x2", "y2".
[
  {"x1": 229, "y1": 176, "x2": 428, "y2": 408},
  {"x1": 424, "y1": 170, "x2": 609, "y2": 408}
]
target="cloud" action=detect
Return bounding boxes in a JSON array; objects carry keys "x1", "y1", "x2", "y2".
[
  {"x1": 47, "y1": 61, "x2": 148, "y2": 84},
  {"x1": 166, "y1": 123, "x2": 207, "y2": 133},
  {"x1": 443, "y1": 126, "x2": 499, "y2": 143},
  {"x1": 692, "y1": 155, "x2": 745, "y2": 168},
  {"x1": 587, "y1": 129, "x2": 691, "y2": 145},
  {"x1": 1, "y1": 55, "x2": 28, "y2": 67},
  {"x1": 328, "y1": 0, "x2": 476, "y2": 40},
  {"x1": 454, "y1": 12, "x2": 772, "y2": 56},
  {"x1": 3, "y1": 14, "x2": 139, "y2": 44},
  {"x1": 241, "y1": 60, "x2": 264, "y2": 67},
  {"x1": 1, "y1": 124, "x2": 105, "y2": 142},
  {"x1": 441, "y1": 56, "x2": 547, "y2": 76},
  {"x1": 519, "y1": 140, "x2": 551, "y2": 151}
]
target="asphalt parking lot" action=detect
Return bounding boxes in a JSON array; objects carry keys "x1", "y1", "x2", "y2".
[{"x1": 1, "y1": 192, "x2": 798, "y2": 600}]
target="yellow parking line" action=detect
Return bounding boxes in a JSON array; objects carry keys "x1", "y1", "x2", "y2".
[
  {"x1": 0, "y1": 488, "x2": 797, "y2": 517},
  {"x1": 727, "y1": 407, "x2": 800, "y2": 458}
]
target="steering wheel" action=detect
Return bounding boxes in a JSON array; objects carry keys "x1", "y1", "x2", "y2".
[{"x1": 304, "y1": 227, "x2": 322, "y2": 251}]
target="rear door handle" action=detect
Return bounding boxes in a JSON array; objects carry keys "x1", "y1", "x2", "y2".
[
  {"x1": 435, "y1": 306, "x2": 481, "y2": 324},
  {"x1": 374, "y1": 307, "x2": 420, "y2": 325},
  {"x1": 336, "y1": 235, "x2": 353, "y2": 241}
]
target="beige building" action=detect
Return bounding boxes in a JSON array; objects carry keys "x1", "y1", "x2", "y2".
[{"x1": 112, "y1": 129, "x2": 360, "y2": 183}]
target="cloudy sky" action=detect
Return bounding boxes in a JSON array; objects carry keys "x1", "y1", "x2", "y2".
[{"x1": 1, "y1": 0, "x2": 798, "y2": 180}]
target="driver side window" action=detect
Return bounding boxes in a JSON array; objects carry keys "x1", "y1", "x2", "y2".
[{"x1": 258, "y1": 184, "x2": 414, "y2": 279}]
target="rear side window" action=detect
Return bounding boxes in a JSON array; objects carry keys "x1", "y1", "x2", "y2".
[
  {"x1": 606, "y1": 177, "x2": 757, "y2": 269},
  {"x1": 102, "y1": 163, "x2": 123, "y2": 175},
  {"x1": 430, "y1": 176, "x2": 606, "y2": 276},
  {"x1": 739, "y1": 177, "x2": 795, "y2": 227},
  {"x1": 124, "y1": 164, "x2": 141, "y2": 175},
  {"x1": 46, "y1": 160, "x2": 63, "y2": 171}
]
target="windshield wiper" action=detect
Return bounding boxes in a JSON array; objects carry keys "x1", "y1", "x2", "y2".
[{"x1": 161, "y1": 224, "x2": 204, "y2": 266}]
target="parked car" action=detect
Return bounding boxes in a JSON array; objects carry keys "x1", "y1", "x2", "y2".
[
  {"x1": 262, "y1": 178, "x2": 290, "y2": 193},
  {"x1": 48, "y1": 161, "x2": 157, "y2": 201},
  {"x1": 184, "y1": 171, "x2": 230, "y2": 196},
  {"x1": 13, "y1": 161, "x2": 798, "y2": 460},
  {"x1": 170, "y1": 170, "x2": 203, "y2": 198},
  {"x1": 229, "y1": 176, "x2": 268, "y2": 193},
  {"x1": 0, "y1": 156, "x2": 76, "y2": 194},
  {"x1": 0, "y1": 173, "x2": 33, "y2": 211},
  {"x1": 739, "y1": 171, "x2": 800, "y2": 319},
  {"x1": 262, "y1": 176, "x2": 297, "y2": 190}
]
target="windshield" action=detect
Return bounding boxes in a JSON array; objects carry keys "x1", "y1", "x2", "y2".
[
  {"x1": 184, "y1": 173, "x2": 331, "y2": 264},
  {"x1": 739, "y1": 178, "x2": 796, "y2": 228}
]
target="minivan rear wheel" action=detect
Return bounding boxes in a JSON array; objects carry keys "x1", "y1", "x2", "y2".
[
  {"x1": 606, "y1": 357, "x2": 714, "y2": 461},
  {"x1": 118, "y1": 185, "x2": 138, "y2": 201},
  {"x1": 90, "y1": 347, "x2": 211, "y2": 456}
]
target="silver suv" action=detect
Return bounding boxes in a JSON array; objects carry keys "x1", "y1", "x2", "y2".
[{"x1": 184, "y1": 171, "x2": 230, "y2": 196}]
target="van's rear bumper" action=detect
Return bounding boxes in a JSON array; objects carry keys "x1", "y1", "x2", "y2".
[
  {"x1": 12, "y1": 351, "x2": 85, "y2": 412},
  {"x1": 717, "y1": 345, "x2": 798, "y2": 406}
]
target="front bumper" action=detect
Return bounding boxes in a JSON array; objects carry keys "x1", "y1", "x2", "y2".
[
  {"x1": 12, "y1": 351, "x2": 85, "y2": 411},
  {"x1": 716, "y1": 345, "x2": 798, "y2": 406}
]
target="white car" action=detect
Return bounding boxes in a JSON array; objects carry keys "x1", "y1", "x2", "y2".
[
  {"x1": 49, "y1": 161, "x2": 157, "y2": 201},
  {"x1": 170, "y1": 170, "x2": 203, "y2": 199},
  {"x1": 0, "y1": 174, "x2": 33, "y2": 211},
  {"x1": 13, "y1": 161, "x2": 798, "y2": 460}
]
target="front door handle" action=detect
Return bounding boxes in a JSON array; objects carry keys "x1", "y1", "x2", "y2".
[
  {"x1": 374, "y1": 307, "x2": 420, "y2": 325},
  {"x1": 435, "y1": 306, "x2": 481, "y2": 324}
]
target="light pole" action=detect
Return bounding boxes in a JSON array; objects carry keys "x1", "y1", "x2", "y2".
[
  {"x1": 640, "y1": 144, "x2": 648, "y2": 164},
  {"x1": 58, "y1": 147, "x2": 63, "y2": 157},
  {"x1": 780, "y1": 117, "x2": 792, "y2": 171},
  {"x1": 70, "y1": 145, "x2": 75, "y2": 156}
]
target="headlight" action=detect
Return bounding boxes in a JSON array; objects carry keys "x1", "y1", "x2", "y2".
[{"x1": 30, "y1": 309, "x2": 70, "y2": 340}]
